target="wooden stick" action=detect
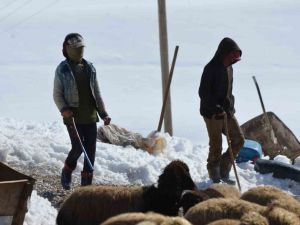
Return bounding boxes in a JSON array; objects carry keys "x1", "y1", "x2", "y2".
[
  {"x1": 157, "y1": 45, "x2": 179, "y2": 132},
  {"x1": 224, "y1": 113, "x2": 241, "y2": 191},
  {"x1": 252, "y1": 76, "x2": 284, "y2": 152}
]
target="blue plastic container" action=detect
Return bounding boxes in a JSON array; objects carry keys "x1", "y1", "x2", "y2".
[{"x1": 236, "y1": 139, "x2": 263, "y2": 163}]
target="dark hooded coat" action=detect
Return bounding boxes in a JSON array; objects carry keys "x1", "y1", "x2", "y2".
[{"x1": 199, "y1": 37, "x2": 242, "y2": 118}]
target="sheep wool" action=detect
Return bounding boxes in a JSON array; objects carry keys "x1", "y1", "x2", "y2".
[
  {"x1": 57, "y1": 185, "x2": 146, "y2": 225},
  {"x1": 241, "y1": 185, "x2": 300, "y2": 217},
  {"x1": 184, "y1": 198, "x2": 265, "y2": 225},
  {"x1": 100, "y1": 212, "x2": 192, "y2": 225},
  {"x1": 100, "y1": 212, "x2": 166, "y2": 225},
  {"x1": 57, "y1": 160, "x2": 196, "y2": 225},
  {"x1": 180, "y1": 184, "x2": 241, "y2": 214},
  {"x1": 204, "y1": 183, "x2": 241, "y2": 199},
  {"x1": 240, "y1": 211, "x2": 269, "y2": 225},
  {"x1": 207, "y1": 219, "x2": 240, "y2": 225},
  {"x1": 264, "y1": 206, "x2": 300, "y2": 225}
]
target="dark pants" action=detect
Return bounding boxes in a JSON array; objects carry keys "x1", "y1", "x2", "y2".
[
  {"x1": 65, "y1": 123, "x2": 97, "y2": 173},
  {"x1": 204, "y1": 115, "x2": 244, "y2": 179}
]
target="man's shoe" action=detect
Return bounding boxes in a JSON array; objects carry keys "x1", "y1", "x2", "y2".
[
  {"x1": 61, "y1": 166, "x2": 73, "y2": 190},
  {"x1": 212, "y1": 178, "x2": 221, "y2": 183},
  {"x1": 221, "y1": 177, "x2": 236, "y2": 185}
]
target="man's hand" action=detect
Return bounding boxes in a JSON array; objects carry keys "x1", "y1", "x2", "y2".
[
  {"x1": 61, "y1": 110, "x2": 73, "y2": 119},
  {"x1": 103, "y1": 116, "x2": 111, "y2": 126}
]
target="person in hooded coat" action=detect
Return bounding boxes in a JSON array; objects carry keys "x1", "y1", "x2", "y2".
[
  {"x1": 199, "y1": 37, "x2": 245, "y2": 184},
  {"x1": 53, "y1": 33, "x2": 111, "y2": 189}
]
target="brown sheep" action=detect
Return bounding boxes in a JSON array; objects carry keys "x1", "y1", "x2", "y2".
[
  {"x1": 184, "y1": 198, "x2": 265, "y2": 225},
  {"x1": 56, "y1": 160, "x2": 196, "y2": 225},
  {"x1": 240, "y1": 185, "x2": 300, "y2": 217},
  {"x1": 240, "y1": 211, "x2": 269, "y2": 225},
  {"x1": 100, "y1": 212, "x2": 192, "y2": 225},
  {"x1": 264, "y1": 206, "x2": 300, "y2": 225},
  {"x1": 180, "y1": 184, "x2": 241, "y2": 214},
  {"x1": 207, "y1": 220, "x2": 241, "y2": 225},
  {"x1": 207, "y1": 212, "x2": 269, "y2": 225}
]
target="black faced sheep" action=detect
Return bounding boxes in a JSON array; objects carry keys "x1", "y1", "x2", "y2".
[
  {"x1": 180, "y1": 184, "x2": 241, "y2": 214},
  {"x1": 184, "y1": 198, "x2": 265, "y2": 225},
  {"x1": 100, "y1": 212, "x2": 192, "y2": 225},
  {"x1": 240, "y1": 185, "x2": 300, "y2": 217},
  {"x1": 56, "y1": 160, "x2": 196, "y2": 225}
]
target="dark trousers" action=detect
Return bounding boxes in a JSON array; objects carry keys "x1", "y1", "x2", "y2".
[
  {"x1": 204, "y1": 115, "x2": 244, "y2": 179},
  {"x1": 65, "y1": 123, "x2": 97, "y2": 173}
]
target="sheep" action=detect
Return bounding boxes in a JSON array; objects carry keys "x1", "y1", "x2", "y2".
[
  {"x1": 100, "y1": 212, "x2": 166, "y2": 225},
  {"x1": 184, "y1": 198, "x2": 265, "y2": 225},
  {"x1": 206, "y1": 219, "x2": 241, "y2": 225},
  {"x1": 56, "y1": 160, "x2": 196, "y2": 225},
  {"x1": 240, "y1": 185, "x2": 300, "y2": 217},
  {"x1": 205, "y1": 183, "x2": 241, "y2": 199},
  {"x1": 264, "y1": 205, "x2": 300, "y2": 225},
  {"x1": 100, "y1": 212, "x2": 192, "y2": 225},
  {"x1": 180, "y1": 184, "x2": 241, "y2": 214},
  {"x1": 206, "y1": 212, "x2": 269, "y2": 225},
  {"x1": 240, "y1": 211, "x2": 269, "y2": 225}
]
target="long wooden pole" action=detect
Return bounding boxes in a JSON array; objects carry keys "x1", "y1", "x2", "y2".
[
  {"x1": 252, "y1": 76, "x2": 283, "y2": 150},
  {"x1": 157, "y1": 46, "x2": 179, "y2": 132},
  {"x1": 158, "y1": 0, "x2": 173, "y2": 135},
  {"x1": 224, "y1": 113, "x2": 241, "y2": 191}
]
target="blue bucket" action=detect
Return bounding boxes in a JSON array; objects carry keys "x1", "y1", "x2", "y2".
[{"x1": 236, "y1": 139, "x2": 263, "y2": 163}]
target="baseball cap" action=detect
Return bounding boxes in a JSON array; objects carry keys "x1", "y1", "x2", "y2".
[{"x1": 64, "y1": 33, "x2": 85, "y2": 48}]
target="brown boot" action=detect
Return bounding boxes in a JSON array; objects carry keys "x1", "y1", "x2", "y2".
[
  {"x1": 61, "y1": 164, "x2": 74, "y2": 190},
  {"x1": 220, "y1": 157, "x2": 236, "y2": 185},
  {"x1": 81, "y1": 171, "x2": 93, "y2": 186},
  {"x1": 207, "y1": 166, "x2": 221, "y2": 183}
]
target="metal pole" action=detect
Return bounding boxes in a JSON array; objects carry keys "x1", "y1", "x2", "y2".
[
  {"x1": 71, "y1": 117, "x2": 94, "y2": 171},
  {"x1": 157, "y1": 0, "x2": 173, "y2": 135},
  {"x1": 157, "y1": 46, "x2": 179, "y2": 132}
]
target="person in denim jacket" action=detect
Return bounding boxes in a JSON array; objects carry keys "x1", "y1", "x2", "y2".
[{"x1": 53, "y1": 33, "x2": 111, "y2": 189}]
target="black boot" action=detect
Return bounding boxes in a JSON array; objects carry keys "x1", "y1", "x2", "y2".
[
  {"x1": 207, "y1": 166, "x2": 221, "y2": 183},
  {"x1": 61, "y1": 165, "x2": 73, "y2": 190},
  {"x1": 81, "y1": 171, "x2": 93, "y2": 186}
]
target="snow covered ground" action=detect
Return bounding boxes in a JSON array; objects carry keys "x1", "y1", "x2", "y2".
[{"x1": 1, "y1": 0, "x2": 300, "y2": 225}]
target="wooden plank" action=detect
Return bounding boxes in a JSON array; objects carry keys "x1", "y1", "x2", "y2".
[
  {"x1": 0, "y1": 162, "x2": 34, "y2": 182},
  {"x1": 0, "y1": 181, "x2": 27, "y2": 215},
  {"x1": 12, "y1": 182, "x2": 34, "y2": 225}
]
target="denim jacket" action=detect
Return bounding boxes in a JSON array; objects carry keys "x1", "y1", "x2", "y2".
[{"x1": 53, "y1": 59, "x2": 108, "y2": 119}]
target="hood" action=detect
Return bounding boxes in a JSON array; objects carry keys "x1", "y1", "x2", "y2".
[{"x1": 213, "y1": 37, "x2": 242, "y2": 63}]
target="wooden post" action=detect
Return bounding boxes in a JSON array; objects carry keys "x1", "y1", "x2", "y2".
[{"x1": 157, "y1": 0, "x2": 173, "y2": 135}]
